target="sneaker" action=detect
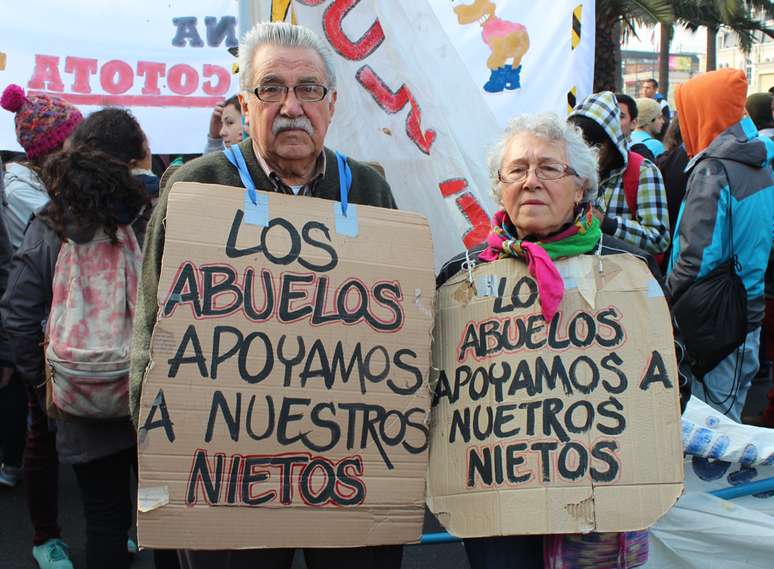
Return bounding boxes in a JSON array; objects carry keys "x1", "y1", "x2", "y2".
[
  {"x1": 32, "y1": 539, "x2": 74, "y2": 569},
  {"x1": 0, "y1": 464, "x2": 20, "y2": 487}
]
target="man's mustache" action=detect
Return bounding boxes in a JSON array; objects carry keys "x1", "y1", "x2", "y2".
[{"x1": 272, "y1": 116, "x2": 314, "y2": 136}]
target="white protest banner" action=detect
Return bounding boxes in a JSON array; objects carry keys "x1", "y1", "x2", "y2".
[
  {"x1": 426, "y1": 0, "x2": 596, "y2": 126},
  {"x1": 250, "y1": 0, "x2": 595, "y2": 269},
  {"x1": 427, "y1": 254, "x2": 683, "y2": 536},
  {"x1": 136, "y1": 183, "x2": 436, "y2": 549},
  {"x1": 0, "y1": 0, "x2": 238, "y2": 154}
]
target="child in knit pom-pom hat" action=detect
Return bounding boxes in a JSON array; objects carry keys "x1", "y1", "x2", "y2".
[
  {"x1": 1, "y1": 84, "x2": 83, "y2": 248},
  {"x1": 1, "y1": 84, "x2": 82, "y2": 160}
]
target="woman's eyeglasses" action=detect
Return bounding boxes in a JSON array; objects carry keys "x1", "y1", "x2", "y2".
[{"x1": 498, "y1": 162, "x2": 579, "y2": 184}]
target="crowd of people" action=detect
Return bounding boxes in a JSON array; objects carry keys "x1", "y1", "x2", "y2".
[{"x1": 0, "y1": 19, "x2": 773, "y2": 569}]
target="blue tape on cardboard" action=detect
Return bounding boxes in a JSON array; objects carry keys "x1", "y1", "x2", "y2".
[
  {"x1": 475, "y1": 275, "x2": 497, "y2": 297},
  {"x1": 335, "y1": 202, "x2": 358, "y2": 237},
  {"x1": 648, "y1": 279, "x2": 664, "y2": 298},
  {"x1": 244, "y1": 191, "x2": 269, "y2": 226}
]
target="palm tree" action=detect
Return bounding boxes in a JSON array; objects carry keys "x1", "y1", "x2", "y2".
[
  {"x1": 652, "y1": 1, "x2": 774, "y2": 98},
  {"x1": 673, "y1": 1, "x2": 774, "y2": 72},
  {"x1": 658, "y1": 23, "x2": 674, "y2": 97},
  {"x1": 594, "y1": 0, "x2": 674, "y2": 92}
]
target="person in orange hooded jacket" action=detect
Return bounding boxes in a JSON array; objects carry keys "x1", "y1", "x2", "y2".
[{"x1": 667, "y1": 69, "x2": 774, "y2": 421}]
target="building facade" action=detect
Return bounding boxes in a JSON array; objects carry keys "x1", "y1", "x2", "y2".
[
  {"x1": 622, "y1": 50, "x2": 701, "y2": 106},
  {"x1": 717, "y1": 28, "x2": 774, "y2": 93}
]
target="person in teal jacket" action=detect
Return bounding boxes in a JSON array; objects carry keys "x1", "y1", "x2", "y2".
[{"x1": 668, "y1": 69, "x2": 774, "y2": 421}]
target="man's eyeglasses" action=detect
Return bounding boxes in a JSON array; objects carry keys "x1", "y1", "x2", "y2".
[
  {"x1": 498, "y1": 162, "x2": 579, "y2": 184},
  {"x1": 253, "y1": 84, "x2": 329, "y2": 103}
]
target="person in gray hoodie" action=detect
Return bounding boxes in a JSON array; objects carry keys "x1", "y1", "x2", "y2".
[{"x1": 1, "y1": 84, "x2": 83, "y2": 250}]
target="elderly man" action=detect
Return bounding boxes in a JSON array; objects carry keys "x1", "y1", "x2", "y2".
[{"x1": 129, "y1": 22, "x2": 400, "y2": 569}]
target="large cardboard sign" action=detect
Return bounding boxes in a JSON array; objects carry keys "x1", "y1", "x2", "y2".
[
  {"x1": 427, "y1": 254, "x2": 683, "y2": 537},
  {"x1": 136, "y1": 182, "x2": 435, "y2": 549}
]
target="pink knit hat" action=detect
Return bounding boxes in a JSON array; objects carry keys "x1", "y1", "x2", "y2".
[{"x1": 1, "y1": 84, "x2": 83, "y2": 159}]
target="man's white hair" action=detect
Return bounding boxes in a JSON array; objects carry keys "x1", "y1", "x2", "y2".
[
  {"x1": 238, "y1": 22, "x2": 337, "y2": 92},
  {"x1": 488, "y1": 113, "x2": 599, "y2": 204}
]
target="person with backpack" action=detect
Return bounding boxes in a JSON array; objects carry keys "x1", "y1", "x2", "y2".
[
  {"x1": 567, "y1": 91, "x2": 671, "y2": 258},
  {"x1": 1, "y1": 108, "x2": 150, "y2": 569},
  {"x1": 0, "y1": 83, "x2": 83, "y2": 569},
  {"x1": 667, "y1": 69, "x2": 774, "y2": 422}
]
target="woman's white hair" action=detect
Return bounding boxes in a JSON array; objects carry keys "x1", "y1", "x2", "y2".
[
  {"x1": 487, "y1": 113, "x2": 599, "y2": 204},
  {"x1": 238, "y1": 22, "x2": 337, "y2": 92}
]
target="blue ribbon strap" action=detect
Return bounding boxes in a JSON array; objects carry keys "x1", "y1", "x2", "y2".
[
  {"x1": 223, "y1": 145, "x2": 258, "y2": 205},
  {"x1": 335, "y1": 150, "x2": 352, "y2": 216}
]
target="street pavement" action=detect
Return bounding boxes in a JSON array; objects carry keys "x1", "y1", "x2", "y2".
[
  {"x1": 0, "y1": 464, "x2": 469, "y2": 569},
  {"x1": 2, "y1": 375, "x2": 771, "y2": 569}
]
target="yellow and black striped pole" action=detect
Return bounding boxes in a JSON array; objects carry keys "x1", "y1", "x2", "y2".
[
  {"x1": 272, "y1": 0, "x2": 297, "y2": 24},
  {"x1": 571, "y1": 4, "x2": 582, "y2": 50},
  {"x1": 567, "y1": 86, "x2": 577, "y2": 113}
]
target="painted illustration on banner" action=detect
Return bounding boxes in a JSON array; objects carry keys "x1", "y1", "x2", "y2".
[
  {"x1": 452, "y1": 0, "x2": 529, "y2": 93},
  {"x1": 431, "y1": 0, "x2": 595, "y2": 125}
]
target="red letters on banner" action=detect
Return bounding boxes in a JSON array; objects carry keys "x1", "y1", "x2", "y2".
[
  {"x1": 439, "y1": 179, "x2": 491, "y2": 249},
  {"x1": 355, "y1": 66, "x2": 436, "y2": 155},
  {"x1": 64, "y1": 57, "x2": 98, "y2": 93},
  {"x1": 323, "y1": 0, "x2": 385, "y2": 60},
  {"x1": 27, "y1": 54, "x2": 230, "y2": 108},
  {"x1": 322, "y1": 0, "x2": 436, "y2": 155}
]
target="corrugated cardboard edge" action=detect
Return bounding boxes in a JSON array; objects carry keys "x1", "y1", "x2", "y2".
[
  {"x1": 137, "y1": 182, "x2": 437, "y2": 549},
  {"x1": 426, "y1": 253, "x2": 685, "y2": 537}
]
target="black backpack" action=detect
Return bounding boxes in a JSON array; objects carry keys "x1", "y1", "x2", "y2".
[{"x1": 671, "y1": 160, "x2": 747, "y2": 379}]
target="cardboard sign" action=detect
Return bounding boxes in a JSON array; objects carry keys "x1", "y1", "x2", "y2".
[
  {"x1": 427, "y1": 254, "x2": 683, "y2": 537},
  {"x1": 137, "y1": 182, "x2": 435, "y2": 549}
]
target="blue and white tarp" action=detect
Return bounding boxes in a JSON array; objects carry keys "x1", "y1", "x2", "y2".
[{"x1": 644, "y1": 397, "x2": 774, "y2": 568}]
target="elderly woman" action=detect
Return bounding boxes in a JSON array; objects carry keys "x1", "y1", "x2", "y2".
[{"x1": 436, "y1": 113, "x2": 689, "y2": 569}]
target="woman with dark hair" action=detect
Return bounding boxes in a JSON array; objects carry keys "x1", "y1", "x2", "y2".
[
  {"x1": 1, "y1": 83, "x2": 83, "y2": 569},
  {"x1": 1, "y1": 108, "x2": 149, "y2": 569},
  {"x1": 205, "y1": 95, "x2": 245, "y2": 152},
  {"x1": 68, "y1": 107, "x2": 160, "y2": 205}
]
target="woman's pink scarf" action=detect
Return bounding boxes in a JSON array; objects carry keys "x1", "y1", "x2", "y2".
[{"x1": 479, "y1": 209, "x2": 577, "y2": 322}]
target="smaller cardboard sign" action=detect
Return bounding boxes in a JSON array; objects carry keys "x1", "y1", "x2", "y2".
[
  {"x1": 137, "y1": 183, "x2": 436, "y2": 550},
  {"x1": 427, "y1": 254, "x2": 684, "y2": 537}
]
